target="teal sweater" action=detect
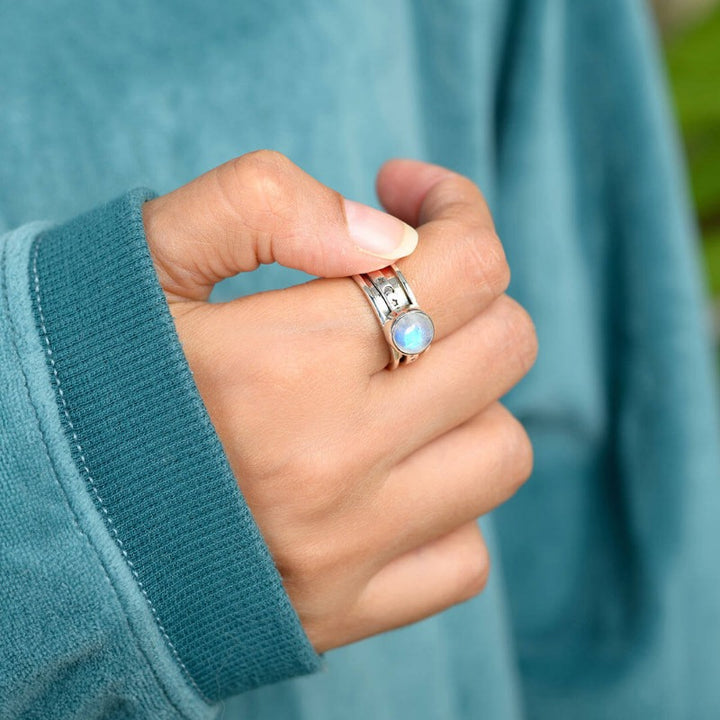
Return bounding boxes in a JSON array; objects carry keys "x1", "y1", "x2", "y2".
[{"x1": 1, "y1": 1, "x2": 719, "y2": 718}]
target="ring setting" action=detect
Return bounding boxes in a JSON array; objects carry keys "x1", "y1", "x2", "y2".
[
  {"x1": 390, "y1": 309, "x2": 435, "y2": 355},
  {"x1": 353, "y1": 265, "x2": 434, "y2": 370}
]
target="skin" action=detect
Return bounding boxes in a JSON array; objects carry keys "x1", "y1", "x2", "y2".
[{"x1": 142, "y1": 151, "x2": 538, "y2": 653}]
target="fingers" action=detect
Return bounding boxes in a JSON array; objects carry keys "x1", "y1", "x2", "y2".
[
  {"x1": 371, "y1": 403, "x2": 532, "y2": 563},
  {"x1": 143, "y1": 150, "x2": 417, "y2": 302},
  {"x1": 314, "y1": 166, "x2": 509, "y2": 374},
  {"x1": 376, "y1": 158, "x2": 466, "y2": 227},
  {"x1": 319, "y1": 522, "x2": 488, "y2": 651},
  {"x1": 393, "y1": 216, "x2": 508, "y2": 360},
  {"x1": 368, "y1": 294, "x2": 538, "y2": 462},
  {"x1": 313, "y1": 403, "x2": 529, "y2": 652}
]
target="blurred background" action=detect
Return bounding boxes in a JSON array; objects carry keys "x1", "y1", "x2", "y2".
[{"x1": 655, "y1": 0, "x2": 720, "y2": 353}]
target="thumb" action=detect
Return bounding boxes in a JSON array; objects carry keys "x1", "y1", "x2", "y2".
[{"x1": 142, "y1": 150, "x2": 418, "y2": 301}]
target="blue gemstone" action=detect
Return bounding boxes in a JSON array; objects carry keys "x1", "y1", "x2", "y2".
[{"x1": 391, "y1": 310, "x2": 434, "y2": 355}]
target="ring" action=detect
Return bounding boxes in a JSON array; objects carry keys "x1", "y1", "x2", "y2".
[{"x1": 352, "y1": 264, "x2": 435, "y2": 370}]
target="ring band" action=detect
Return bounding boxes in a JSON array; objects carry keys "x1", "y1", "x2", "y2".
[{"x1": 352, "y1": 264, "x2": 435, "y2": 370}]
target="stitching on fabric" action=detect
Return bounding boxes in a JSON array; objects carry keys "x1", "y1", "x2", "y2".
[
  {"x1": 2, "y1": 236, "x2": 194, "y2": 719},
  {"x1": 29, "y1": 235, "x2": 210, "y2": 705}
]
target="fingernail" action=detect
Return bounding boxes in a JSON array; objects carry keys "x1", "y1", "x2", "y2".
[{"x1": 343, "y1": 198, "x2": 418, "y2": 259}]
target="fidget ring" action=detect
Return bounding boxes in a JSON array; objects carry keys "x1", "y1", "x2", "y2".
[{"x1": 352, "y1": 264, "x2": 435, "y2": 370}]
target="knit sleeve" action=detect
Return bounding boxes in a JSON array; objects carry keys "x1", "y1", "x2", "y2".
[{"x1": 0, "y1": 190, "x2": 321, "y2": 719}]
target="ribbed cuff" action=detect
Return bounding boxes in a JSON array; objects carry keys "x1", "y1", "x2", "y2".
[{"x1": 29, "y1": 189, "x2": 321, "y2": 702}]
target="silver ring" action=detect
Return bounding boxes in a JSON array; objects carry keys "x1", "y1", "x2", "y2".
[{"x1": 352, "y1": 264, "x2": 435, "y2": 370}]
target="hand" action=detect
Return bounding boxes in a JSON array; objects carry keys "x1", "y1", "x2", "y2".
[{"x1": 142, "y1": 151, "x2": 537, "y2": 653}]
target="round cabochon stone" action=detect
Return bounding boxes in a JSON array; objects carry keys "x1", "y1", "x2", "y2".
[{"x1": 391, "y1": 310, "x2": 434, "y2": 355}]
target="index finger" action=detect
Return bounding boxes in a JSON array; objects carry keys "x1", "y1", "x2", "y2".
[
  {"x1": 322, "y1": 160, "x2": 509, "y2": 373},
  {"x1": 376, "y1": 158, "x2": 495, "y2": 228}
]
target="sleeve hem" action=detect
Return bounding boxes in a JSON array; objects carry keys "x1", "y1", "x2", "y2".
[{"x1": 29, "y1": 189, "x2": 321, "y2": 701}]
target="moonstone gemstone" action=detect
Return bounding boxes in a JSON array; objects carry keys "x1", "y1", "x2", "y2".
[{"x1": 391, "y1": 310, "x2": 434, "y2": 355}]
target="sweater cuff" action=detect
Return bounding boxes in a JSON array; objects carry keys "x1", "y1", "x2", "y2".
[{"x1": 29, "y1": 189, "x2": 321, "y2": 701}]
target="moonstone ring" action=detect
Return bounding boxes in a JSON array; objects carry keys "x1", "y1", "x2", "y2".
[{"x1": 352, "y1": 264, "x2": 435, "y2": 370}]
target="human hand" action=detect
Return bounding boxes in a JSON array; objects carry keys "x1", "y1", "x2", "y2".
[{"x1": 142, "y1": 151, "x2": 537, "y2": 653}]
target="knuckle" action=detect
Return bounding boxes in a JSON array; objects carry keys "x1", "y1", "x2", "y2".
[
  {"x1": 424, "y1": 176, "x2": 466, "y2": 216},
  {"x1": 229, "y1": 150, "x2": 295, "y2": 218},
  {"x1": 503, "y1": 414, "x2": 535, "y2": 493},
  {"x1": 454, "y1": 534, "x2": 490, "y2": 602},
  {"x1": 426, "y1": 174, "x2": 481, "y2": 218},
  {"x1": 330, "y1": 186, "x2": 348, "y2": 225},
  {"x1": 459, "y1": 228, "x2": 510, "y2": 297},
  {"x1": 239, "y1": 148, "x2": 293, "y2": 177},
  {"x1": 501, "y1": 298, "x2": 539, "y2": 375}
]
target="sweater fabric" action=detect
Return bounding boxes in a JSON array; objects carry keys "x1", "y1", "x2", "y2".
[
  {"x1": 30, "y1": 189, "x2": 320, "y2": 701},
  {"x1": 1, "y1": 1, "x2": 719, "y2": 719}
]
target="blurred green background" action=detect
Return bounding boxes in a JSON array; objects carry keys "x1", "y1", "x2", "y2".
[{"x1": 661, "y1": 1, "x2": 720, "y2": 344}]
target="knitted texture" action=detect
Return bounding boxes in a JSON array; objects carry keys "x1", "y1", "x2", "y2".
[{"x1": 29, "y1": 189, "x2": 320, "y2": 701}]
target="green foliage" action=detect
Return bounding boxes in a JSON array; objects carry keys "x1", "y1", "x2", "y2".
[
  {"x1": 665, "y1": 6, "x2": 720, "y2": 296},
  {"x1": 704, "y1": 229, "x2": 720, "y2": 295}
]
